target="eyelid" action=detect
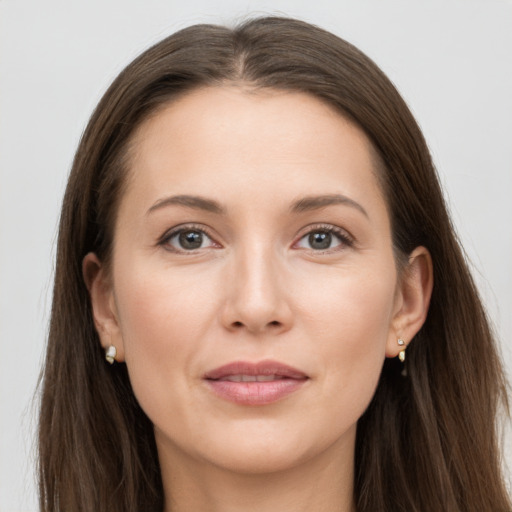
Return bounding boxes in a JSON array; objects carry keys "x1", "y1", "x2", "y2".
[
  {"x1": 158, "y1": 223, "x2": 221, "y2": 253},
  {"x1": 157, "y1": 222, "x2": 354, "y2": 254},
  {"x1": 293, "y1": 223, "x2": 355, "y2": 251}
]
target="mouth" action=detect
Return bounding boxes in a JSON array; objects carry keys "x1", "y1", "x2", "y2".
[
  {"x1": 204, "y1": 360, "x2": 309, "y2": 406},
  {"x1": 216, "y1": 374, "x2": 292, "y2": 382}
]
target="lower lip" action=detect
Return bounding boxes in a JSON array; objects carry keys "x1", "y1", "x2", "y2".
[{"x1": 205, "y1": 378, "x2": 307, "y2": 405}]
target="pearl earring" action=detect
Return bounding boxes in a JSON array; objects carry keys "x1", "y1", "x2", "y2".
[
  {"x1": 397, "y1": 338, "x2": 406, "y2": 363},
  {"x1": 105, "y1": 345, "x2": 117, "y2": 364}
]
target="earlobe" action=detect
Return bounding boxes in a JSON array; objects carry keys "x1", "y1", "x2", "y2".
[
  {"x1": 386, "y1": 246, "x2": 434, "y2": 358},
  {"x1": 82, "y1": 252, "x2": 125, "y2": 362}
]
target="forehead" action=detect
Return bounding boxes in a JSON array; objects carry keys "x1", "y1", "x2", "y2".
[{"x1": 123, "y1": 86, "x2": 386, "y2": 217}]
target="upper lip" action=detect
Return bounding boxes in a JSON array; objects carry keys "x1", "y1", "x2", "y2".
[{"x1": 204, "y1": 360, "x2": 308, "y2": 380}]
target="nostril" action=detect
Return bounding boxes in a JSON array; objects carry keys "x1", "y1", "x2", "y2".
[{"x1": 231, "y1": 320, "x2": 281, "y2": 329}]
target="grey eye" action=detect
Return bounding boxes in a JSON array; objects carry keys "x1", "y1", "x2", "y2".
[
  {"x1": 165, "y1": 229, "x2": 215, "y2": 251},
  {"x1": 178, "y1": 230, "x2": 204, "y2": 250},
  {"x1": 308, "y1": 232, "x2": 332, "y2": 250},
  {"x1": 296, "y1": 230, "x2": 343, "y2": 251}
]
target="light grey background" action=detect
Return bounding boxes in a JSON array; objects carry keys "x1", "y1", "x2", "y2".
[{"x1": 1, "y1": 1, "x2": 511, "y2": 510}]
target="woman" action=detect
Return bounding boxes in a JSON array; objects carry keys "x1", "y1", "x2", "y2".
[{"x1": 38, "y1": 16, "x2": 511, "y2": 512}]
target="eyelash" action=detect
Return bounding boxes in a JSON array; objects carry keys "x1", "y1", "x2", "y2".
[
  {"x1": 294, "y1": 223, "x2": 355, "y2": 253},
  {"x1": 158, "y1": 223, "x2": 354, "y2": 254},
  {"x1": 158, "y1": 224, "x2": 219, "y2": 253}
]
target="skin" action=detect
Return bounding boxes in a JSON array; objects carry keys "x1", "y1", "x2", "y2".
[{"x1": 84, "y1": 86, "x2": 433, "y2": 512}]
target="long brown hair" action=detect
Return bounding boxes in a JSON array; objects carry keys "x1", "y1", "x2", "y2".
[{"x1": 38, "y1": 16, "x2": 511, "y2": 511}]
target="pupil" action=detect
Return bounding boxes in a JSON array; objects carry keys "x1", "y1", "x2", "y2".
[
  {"x1": 309, "y1": 231, "x2": 331, "y2": 250},
  {"x1": 179, "y1": 231, "x2": 203, "y2": 249}
]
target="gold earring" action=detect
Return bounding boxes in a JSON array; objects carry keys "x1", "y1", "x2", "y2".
[
  {"x1": 397, "y1": 338, "x2": 406, "y2": 362},
  {"x1": 105, "y1": 345, "x2": 117, "y2": 364}
]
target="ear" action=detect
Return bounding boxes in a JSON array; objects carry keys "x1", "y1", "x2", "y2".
[
  {"x1": 386, "y1": 246, "x2": 434, "y2": 358},
  {"x1": 82, "y1": 252, "x2": 125, "y2": 362}
]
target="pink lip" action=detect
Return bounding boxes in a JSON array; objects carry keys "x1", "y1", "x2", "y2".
[{"x1": 204, "y1": 360, "x2": 309, "y2": 406}]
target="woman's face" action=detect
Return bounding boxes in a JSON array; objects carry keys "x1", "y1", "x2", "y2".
[{"x1": 92, "y1": 87, "x2": 408, "y2": 474}]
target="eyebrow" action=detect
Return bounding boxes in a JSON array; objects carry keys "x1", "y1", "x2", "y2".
[
  {"x1": 290, "y1": 194, "x2": 369, "y2": 218},
  {"x1": 146, "y1": 193, "x2": 368, "y2": 218},
  {"x1": 147, "y1": 195, "x2": 226, "y2": 216}
]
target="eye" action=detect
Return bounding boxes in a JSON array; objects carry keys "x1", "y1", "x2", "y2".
[
  {"x1": 294, "y1": 226, "x2": 353, "y2": 252},
  {"x1": 160, "y1": 226, "x2": 219, "y2": 252}
]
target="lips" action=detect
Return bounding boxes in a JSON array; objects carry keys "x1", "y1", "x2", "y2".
[{"x1": 204, "y1": 360, "x2": 309, "y2": 405}]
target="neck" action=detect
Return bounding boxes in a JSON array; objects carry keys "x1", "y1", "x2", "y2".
[{"x1": 158, "y1": 431, "x2": 356, "y2": 512}]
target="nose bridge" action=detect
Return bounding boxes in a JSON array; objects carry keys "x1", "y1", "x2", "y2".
[
  {"x1": 222, "y1": 234, "x2": 292, "y2": 334},
  {"x1": 239, "y1": 239, "x2": 278, "y2": 303}
]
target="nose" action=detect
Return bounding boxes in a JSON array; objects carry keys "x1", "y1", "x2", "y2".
[{"x1": 220, "y1": 244, "x2": 293, "y2": 336}]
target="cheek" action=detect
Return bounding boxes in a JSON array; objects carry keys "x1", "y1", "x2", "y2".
[
  {"x1": 115, "y1": 259, "x2": 217, "y2": 342},
  {"x1": 298, "y1": 260, "x2": 397, "y2": 342},
  {"x1": 111, "y1": 265, "x2": 218, "y2": 414},
  {"x1": 296, "y1": 264, "x2": 396, "y2": 413}
]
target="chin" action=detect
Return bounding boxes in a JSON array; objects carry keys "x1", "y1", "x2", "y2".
[
  {"x1": 206, "y1": 441, "x2": 314, "y2": 475},
  {"x1": 188, "y1": 421, "x2": 351, "y2": 476}
]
